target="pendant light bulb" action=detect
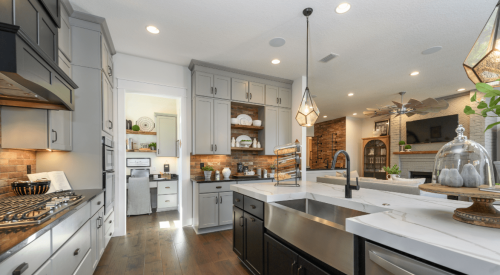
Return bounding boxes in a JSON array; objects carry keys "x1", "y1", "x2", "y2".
[{"x1": 296, "y1": 8, "x2": 320, "y2": 127}]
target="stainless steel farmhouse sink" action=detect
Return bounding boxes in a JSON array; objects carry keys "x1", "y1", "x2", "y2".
[{"x1": 265, "y1": 199, "x2": 369, "y2": 275}]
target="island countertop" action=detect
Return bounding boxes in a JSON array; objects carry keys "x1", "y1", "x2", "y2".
[{"x1": 230, "y1": 181, "x2": 500, "y2": 275}]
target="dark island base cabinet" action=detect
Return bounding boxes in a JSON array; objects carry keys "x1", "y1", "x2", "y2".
[
  {"x1": 264, "y1": 234, "x2": 329, "y2": 275},
  {"x1": 244, "y1": 212, "x2": 264, "y2": 274},
  {"x1": 233, "y1": 206, "x2": 244, "y2": 259}
]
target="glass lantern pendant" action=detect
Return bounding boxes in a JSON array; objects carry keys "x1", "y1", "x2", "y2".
[
  {"x1": 463, "y1": 1, "x2": 500, "y2": 87},
  {"x1": 296, "y1": 8, "x2": 320, "y2": 127}
]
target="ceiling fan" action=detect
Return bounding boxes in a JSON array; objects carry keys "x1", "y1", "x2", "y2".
[{"x1": 363, "y1": 92, "x2": 449, "y2": 118}]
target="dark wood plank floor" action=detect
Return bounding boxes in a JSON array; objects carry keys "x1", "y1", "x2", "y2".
[{"x1": 94, "y1": 211, "x2": 252, "y2": 275}]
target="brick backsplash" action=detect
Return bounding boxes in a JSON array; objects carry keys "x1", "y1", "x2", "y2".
[
  {"x1": 191, "y1": 104, "x2": 275, "y2": 178},
  {"x1": 310, "y1": 117, "x2": 346, "y2": 169},
  {"x1": 0, "y1": 112, "x2": 37, "y2": 199}
]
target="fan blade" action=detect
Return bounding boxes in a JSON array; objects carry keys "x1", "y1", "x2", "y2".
[
  {"x1": 392, "y1": 101, "x2": 403, "y2": 109},
  {"x1": 405, "y1": 112, "x2": 417, "y2": 117},
  {"x1": 366, "y1": 108, "x2": 379, "y2": 111},
  {"x1": 420, "y1": 98, "x2": 439, "y2": 107},
  {"x1": 406, "y1": 99, "x2": 423, "y2": 109}
]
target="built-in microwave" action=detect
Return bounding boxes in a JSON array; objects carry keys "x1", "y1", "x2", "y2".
[{"x1": 102, "y1": 136, "x2": 114, "y2": 172}]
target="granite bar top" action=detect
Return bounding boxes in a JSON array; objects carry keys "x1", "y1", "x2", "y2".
[
  {"x1": 0, "y1": 189, "x2": 104, "y2": 263},
  {"x1": 231, "y1": 181, "x2": 500, "y2": 275},
  {"x1": 192, "y1": 176, "x2": 275, "y2": 183}
]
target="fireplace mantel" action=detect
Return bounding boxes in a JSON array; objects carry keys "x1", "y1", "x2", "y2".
[{"x1": 393, "y1": 151, "x2": 438, "y2": 155}]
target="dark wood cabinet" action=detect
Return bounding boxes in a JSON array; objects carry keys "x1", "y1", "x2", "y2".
[
  {"x1": 233, "y1": 206, "x2": 244, "y2": 259},
  {"x1": 264, "y1": 233, "x2": 298, "y2": 275},
  {"x1": 297, "y1": 256, "x2": 330, "y2": 275},
  {"x1": 244, "y1": 212, "x2": 263, "y2": 275}
]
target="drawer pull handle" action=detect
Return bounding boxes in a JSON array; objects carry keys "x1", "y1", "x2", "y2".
[
  {"x1": 250, "y1": 217, "x2": 255, "y2": 222},
  {"x1": 109, "y1": 220, "x2": 113, "y2": 224},
  {"x1": 13, "y1": 263, "x2": 29, "y2": 275},
  {"x1": 109, "y1": 232, "x2": 113, "y2": 236},
  {"x1": 74, "y1": 248, "x2": 80, "y2": 256},
  {"x1": 97, "y1": 201, "x2": 102, "y2": 205},
  {"x1": 240, "y1": 216, "x2": 244, "y2": 227},
  {"x1": 235, "y1": 198, "x2": 240, "y2": 202},
  {"x1": 165, "y1": 200, "x2": 170, "y2": 202},
  {"x1": 216, "y1": 186, "x2": 222, "y2": 189},
  {"x1": 250, "y1": 205, "x2": 256, "y2": 209},
  {"x1": 165, "y1": 187, "x2": 170, "y2": 188}
]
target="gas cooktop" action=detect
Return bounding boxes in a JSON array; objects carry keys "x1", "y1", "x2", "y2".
[{"x1": 0, "y1": 191, "x2": 84, "y2": 228}]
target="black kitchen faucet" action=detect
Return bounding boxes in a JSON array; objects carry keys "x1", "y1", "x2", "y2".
[{"x1": 331, "y1": 150, "x2": 360, "y2": 198}]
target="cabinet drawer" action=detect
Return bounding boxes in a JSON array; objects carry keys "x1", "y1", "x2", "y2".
[
  {"x1": 52, "y1": 202, "x2": 91, "y2": 252},
  {"x1": 105, "y1": 223, "x2": 115, "y2": 248},
  {"x1": 73, "y1": 249, "x2": 92, "y2": 275},
  {"x1": 91, "y1": 192, "x2": 105, "y2": 216},
  {"x1": 158, "y1": 181, "x2": 177, "y2": 195},
  {"x1": 158, "y1": 194, "x2": 177, "y2": 209},
  {"x1": 52, "y1": 222, "x2": 91, "y2": 275},
  {"x1": 233, "y1": 192, "x2": 244, "y2": 209},
  {"x1": 244, "y1": 196, "x2": 264, "y2": 220},
  {"x1": 104, "y1": 210, "x2": 115, "y2": 234},
  {"x1": 199, "y1": 181, "x2": 233, "y2": 193},
  {"x1": 0, "y1": 231, "x2": 51, "y2": 275}
]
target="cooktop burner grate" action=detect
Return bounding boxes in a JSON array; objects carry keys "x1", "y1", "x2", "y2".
[{"x1": 0, "y1": 191, "x2": 84, "y2": 228}]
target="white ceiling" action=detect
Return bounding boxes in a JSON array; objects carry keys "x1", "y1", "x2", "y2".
[{"x1": 70, "y1": 0, "x2": 497, "y2": 122}]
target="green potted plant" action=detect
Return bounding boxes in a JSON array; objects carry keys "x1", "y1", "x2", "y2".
[
  {"x1": 270, "y1": 164, "x2": 276, "y2": 174},
  {"x1": 201, "y1": 166, "x2": 214, "y2": 179},
  {"x1": 132, "y1": 125, "x2": 140, "y2": 131},
  {"x1": 404, "y1": 144, "x2": 412, "y2": 152},
  {"x1": 399, "y1": 140, "x2": 405, "y2": 152},
  {"x1": 149, "y1": 142, "x2": 157, "y2": 151},
  {"x1": 383, "y1": 165, "x2": 401, "y2": 180}
]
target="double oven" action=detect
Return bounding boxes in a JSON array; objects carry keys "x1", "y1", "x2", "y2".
[{"x1": 102, "y1": 136, "x2": 115, "y2": 215}]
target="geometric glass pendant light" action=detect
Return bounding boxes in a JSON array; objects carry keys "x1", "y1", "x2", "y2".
[
  {"x1": 296, "y1": 8, "x2": 320, "y2": 127},
  {"x1": 464, "y1": 1, "x2": 500, "y2": 87}
]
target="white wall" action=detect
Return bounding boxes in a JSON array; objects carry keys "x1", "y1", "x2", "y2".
[
  {"x1": 346, "y1": 117, "x2": 363, "y2": 173},
  {"x1": 125, "y1": 93, "x2": 178, "y2": 175},
  {"x1": 114, "y1": 53, "x2": 192, "y2": 235},
  {"x1": 292, "y1": 76, "x2": 307, "y2": 183}
]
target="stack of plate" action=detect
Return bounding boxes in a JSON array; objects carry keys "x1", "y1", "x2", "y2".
[{"x1": 237, "y1": 114, "x2": 252, "y2": 125}]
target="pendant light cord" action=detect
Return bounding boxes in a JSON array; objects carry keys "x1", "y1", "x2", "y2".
[{"x1": 306, "y1": 16, "x2": 309, "y2": 88}]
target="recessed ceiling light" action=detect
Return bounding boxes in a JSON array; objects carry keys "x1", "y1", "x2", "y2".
[
  {"x1": 147, "y1": 26, "x2": 159, "y2": 34},
  {"x1": 323, "y1": 115, "x2": 327, "y2": 118},
  {"x1": 348, "y1": 93, "x2": 354, "y2": 96},
  {"x1": 410, "y1": 71, "x2": 419, "y2": 76},
  {"x1": 269, "y1": 37, "x2": 286, "y2": 47},
  {"x1": 353, "y1": 113, "x2": 357, "y2": 115},
  {"x1": 272, "y1": 59, "x2": 280, "y2": 64},
  {"x1": 457, "y1": 88, "x2": 466, "y2": 91},
  {"x1": 422, "y1": 46, "x2": 442, "y2": 55},
  {"x1": 336, "y1": 3, "x2": 351, "y2": 14}
]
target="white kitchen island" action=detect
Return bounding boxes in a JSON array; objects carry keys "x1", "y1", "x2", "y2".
[{"x1": 230, "y1": 180, "x2": 500, "y2": 275}]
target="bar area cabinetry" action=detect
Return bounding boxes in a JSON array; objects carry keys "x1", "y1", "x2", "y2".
[{"x1": 362, "y1": 136, "x2": 390, "y2": 179}]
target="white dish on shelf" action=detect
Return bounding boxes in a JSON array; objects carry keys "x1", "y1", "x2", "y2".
[
  {"x1": 236, "y1": 135, "x2": 252, "y2": 147},
  {"x1": 231, "y1": 118, "x2": 240, "y2": 125},
  {"x1": 237, "y1": 114, "x2": 252, "y2": 125},
  {"x1": 253, "y1": 120, "x2": 262, "y2": 127}
]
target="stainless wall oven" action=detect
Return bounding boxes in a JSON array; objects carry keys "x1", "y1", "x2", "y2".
[{"x1": 102, "y1": 136, "x2": 115, "y2": 215}]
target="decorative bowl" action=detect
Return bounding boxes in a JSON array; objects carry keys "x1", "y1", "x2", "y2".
[
  {"x1": 240, "y1": 141, "x2": 252, "y2": 148},
  {"x1": 253, "y1": 120, "x2": 262, "y2": 127},
  {"x1": 11, "y1": 179, "x2": 51, "y2": 195},
  {"x1": 231, "y1": 118, "x2": 240, "y2": 125}
]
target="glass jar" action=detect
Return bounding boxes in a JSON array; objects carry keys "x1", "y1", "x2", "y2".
[{"x1": 432, "y1": 125, "x2": 497, "y2": 188}]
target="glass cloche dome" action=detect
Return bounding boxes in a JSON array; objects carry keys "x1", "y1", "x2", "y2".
[{"x1": 432, "y1": 124, "x2": 497, "y2": 188}]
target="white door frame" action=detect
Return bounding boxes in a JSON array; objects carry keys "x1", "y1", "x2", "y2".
[{"x1": 115, "y1": 78, "x2": 191, "y2": 236}]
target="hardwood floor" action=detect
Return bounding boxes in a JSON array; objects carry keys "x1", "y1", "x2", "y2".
[{"x1": 94, "y1": 210, "x2": 252, "y2": 275}]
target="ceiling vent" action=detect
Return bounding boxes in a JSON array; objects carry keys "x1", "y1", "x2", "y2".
[{"x1": 319, "y1": 53, "x2": 339, "y2": 63}]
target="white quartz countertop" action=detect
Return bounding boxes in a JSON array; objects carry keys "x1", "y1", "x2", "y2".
[{"x1": 230, "y1": 181, "x2": 500, "y2": 275}]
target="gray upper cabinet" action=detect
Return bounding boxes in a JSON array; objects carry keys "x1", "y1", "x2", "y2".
[
  {"x1": 156, "y1": 115, "x2": 178, "y2": 157},
  {"x1": 193, "y1": 97, "x2": 214, "y2": 155},
  {"x1": 58, "y1": 50, "x2": 71, "y2": 77},
  {"x1": 278, "y1": 87, "x2": 292, "y2": 109},
  {"x1": 49, "y1": 110, "x2": 72, "y2": 151},
  {"x1": 213, "y1": 99, "x2": 231, "y2": 155},
  {"x1": 279, "y1": 108, "x2": 292, "y2": 146},
  {"x1": 249, "y1": 82, "x2": 265, "y2": 104},
  {"x1": 262, "y1": 107, "x2": 279, "y2": 155},
  {"x1": 194, "y1": 71, "x2": 213, "y2": 97},
  {"x1": 214, "y1": 75, "x2": 231, "y2": 100},
  {"x1": 232, "y1": 78, "x2": 249, "y2": 102},
  {"x1": 58, "y1": 4, "x2": 71, "y2": 61},
  {"x1": 101, "y1": 37, "x2": 113, "y2": 86},
  {"x1": 102, "y1": 72, "x2": 113, "y2": 136},
  {"x1": 265, "y1": 85, "x2": 279, "y2": 107}
]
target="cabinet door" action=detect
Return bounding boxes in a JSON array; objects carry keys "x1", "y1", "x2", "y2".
[
  {"x1": 107, "y1": 79, "x2": 114, "y2": 134},
  {"x1": 58, "y1": 4, "x2": 71, "y2": 60},
  {"x1": 233, "y1": 206, "x2": 244, "y2": 259},
  {"x1": 193, "y1": 97, "x2": 214, "y2": 155},
  {"x1": 265, "y1": 85, "x2": 279, "y2": 106},
  {"x1": 194, "y1": 71, "x2": 214, "y2": 97},
  {"x1": 157, "y1": 115, "x2": 177, "y2": 157},
  {"x1": 49, "y1": 110, "x2": 72, "y2": 151},
  {"x1": 98, "y1": 208, "x2": 105, "y2": 258},
  {"x1": 279, "y1": 108, "x2": 292, "y2": 146},
  {"x1": 264, "y1": 107, "x2": 279, "y2": 155},
  {"x1": 244, "y1": 212, "x2": 264, "y2": 275},
  {"x1": 101, "y1": 37, "x2": 109, "y2": 77},
  {"x1": 218, "y1": 192, "x2": 233, "y2": 225},
  {"x1": 101, "y1": 72, "x2": 110, "y2": 134},
  {"x1": 213, "y1": 99, "x2": 231, "y2": 155},
  {"x1": 198, "y1": 193, "x2": 219, "y2": 228},
  {"x1": 297, "y1": 255, "x2": 330, "y2": 275},
  {"x1": 214, "y1": 75, "x2": 231, "y2": 100},
  {"x1": 90, "y1": 211, "x2": 100, "y2": 269},
  {"x1": 108, "y1": 53, "x2": 114, "y2": 87},
  {"x1": 249, "y1": 82, "x2": 265, "y2": 104},
  {"x1": 231, "y1": 78, "x2": 249, "y2": 102},
  {"x1": 279, "y1": 87, "x2": 292, "y2": 108},
  {"x1": 264, "y1": 234, "x2": 298, "y2": 275},
  {"x1": 33, "y1": 259, "x2": 51, "y2": 275}
]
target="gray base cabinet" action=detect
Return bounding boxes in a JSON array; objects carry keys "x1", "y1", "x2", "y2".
[
  {"x1": 193, "y1": 181, "x2": 234, "y2": 232},
  {"x1": 90, "y1": 206, "x2": 105, "y2": 269}
]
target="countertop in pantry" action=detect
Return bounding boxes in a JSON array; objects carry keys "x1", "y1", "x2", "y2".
[
  {"x1": 192, "y1": 176, "x2": 275, "y2": 183},
  {"x1": 126, "y1": 174, "x2": 178, "y2": 183},
  {"x1": 0, "y1": 189, "x2": 104, "y2": 264},
  {"x1": 306, "y1": 168, "x2": 346, "y2": 171},
  {"x1": 230, "y1": 181, "x2": 500, "y2": 275}
]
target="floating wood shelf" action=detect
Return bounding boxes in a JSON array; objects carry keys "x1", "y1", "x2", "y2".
[
  {"x1": 231, "y1": 125, "x2": 264, "y2": 130},
  {"x1": 393, "y1": 151, "x2": 438, "y2": 155},
  {"x1": 126, "y1": 130, "x2": 156, "y2": 135},
  {"x1": 231, "y1": 147, "x2": 264, "y2": 151},
  {"x1": 126, "y1": 149, "x2": 156, "y2": 153}
]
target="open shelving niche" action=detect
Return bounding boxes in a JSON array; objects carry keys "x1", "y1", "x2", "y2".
[
  {"x1": 231, "y1": 102, "x2": 265, "y2": 153},
  {"x1": 126, "y1": 129, "x2": 157, "y2": 153}
]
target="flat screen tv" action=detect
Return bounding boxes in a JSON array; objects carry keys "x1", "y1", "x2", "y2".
[{"x1": 406, "y1": 114, "x2": 458, "y2": 144}]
